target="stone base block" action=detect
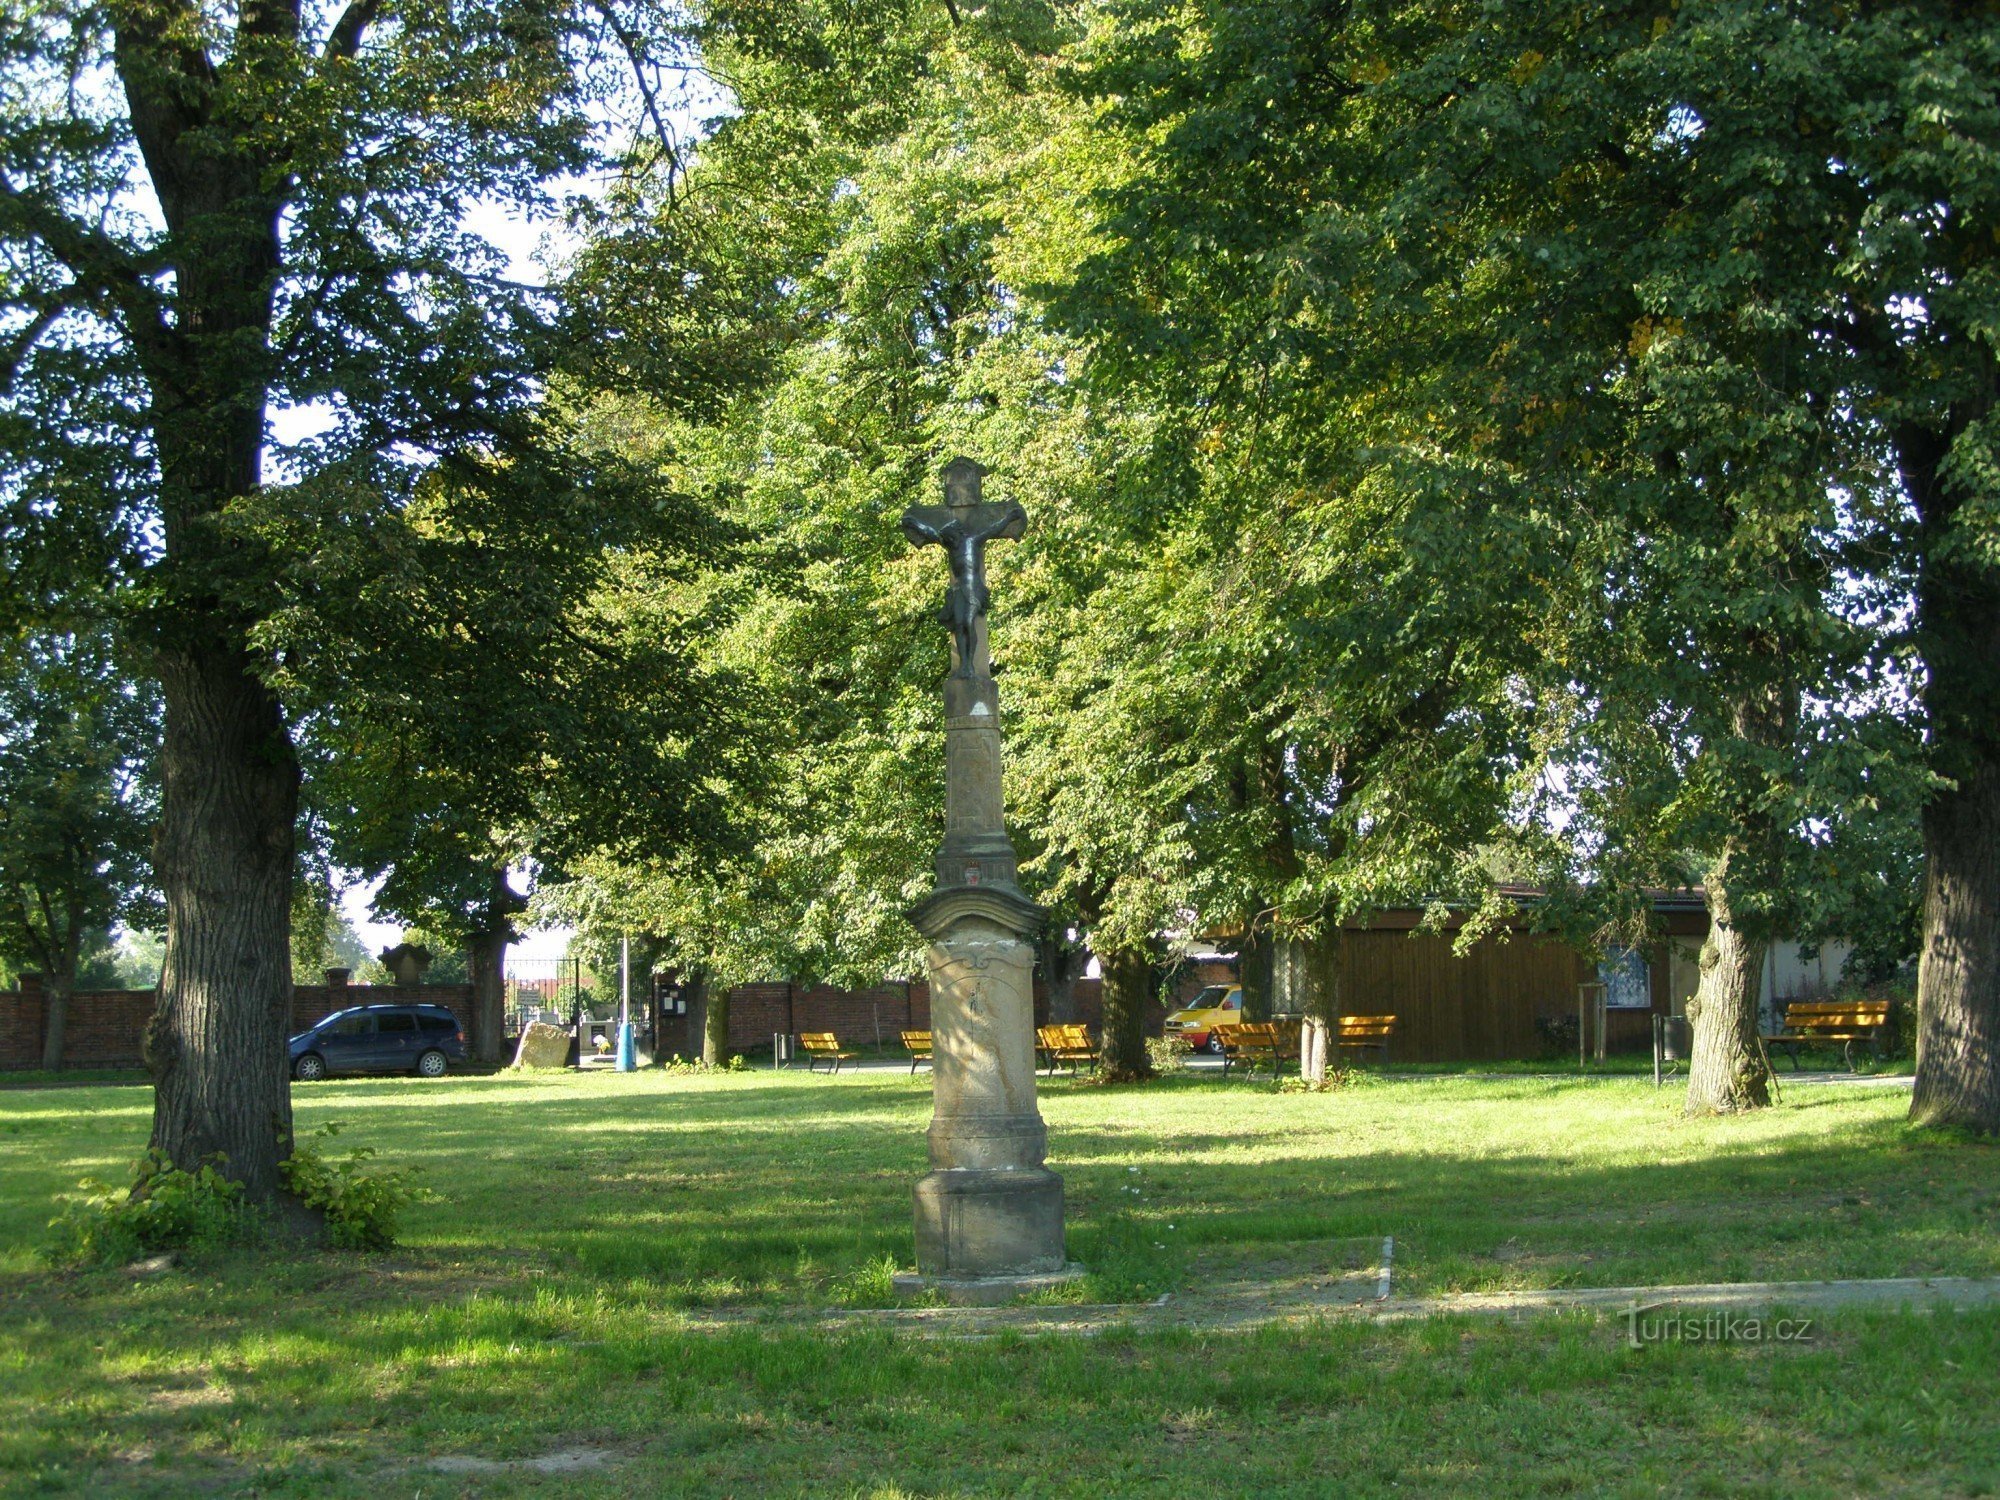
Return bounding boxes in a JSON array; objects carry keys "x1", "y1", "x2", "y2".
[
  {"x1": 913, "y1": 1166, "x2": 1067, "y2": 1278},
  {"x1": 891, "y1": 1264, "x2": 1088, "y2": 1306}
]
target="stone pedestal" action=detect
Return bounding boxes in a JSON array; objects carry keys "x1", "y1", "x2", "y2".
[{"x1": 905, "y1": 894, "x2": 1067, "y2": 1279}]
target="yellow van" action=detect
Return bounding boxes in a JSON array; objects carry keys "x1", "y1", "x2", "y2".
[{"x1": 1164, "y1": 983, "x2": 1243, "y2": 1054}]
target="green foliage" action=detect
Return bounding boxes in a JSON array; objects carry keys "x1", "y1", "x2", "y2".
[
  {"x1": 278, "y1": 1124, "x2": 432, "y2": 1252},
  {"x1": 1276, "y1": 1066, "x2": 1369, "y2": 1096},
  {"x1": 657, "y1": 1053, "x2": 750, "y2": 1074},
  {"x1": 1144, "y1": 1034, "x2": 1193, "y2": 1075},
  {"x1": 290, "y1": 897, "x2": 379, "y2": 983},
  {"x1": 0, "y1": 629, "x2": 158, "y2": 997},
  {"x1": 1042, "y1": 0, "x2": 1970, "y2": 968},
  {"x1": 45, "y1": 1152, "x2": 263, "y2": 1268},
  {"x1": 45, "y1": 1128, "x2": 430, "y2": 1262},
  {"x1": 0, "y1": 0, "x2": 755, "y2": 1163}
]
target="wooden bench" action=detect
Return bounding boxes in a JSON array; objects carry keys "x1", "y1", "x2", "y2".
[
  {"x1": 798, "y1": 1032, "x2": 857, "y2": 1075},
  {"x1": 900, "y1": 1029, "x2": 933, "y2": 1075},
  {"x1": 1214, "y1": 1021, "x2": 1265, "y2": 1075},
  {"x1": 1761, "y1": 1001, "x2": 1890, "y2": 1071},
  {"x1": 1216, "y1": 1021, "x2": 1301, "y2": 1076},
  {"x1": 1037, "y1": 1023, "x2": 1097, "y2": 1075},
  {"x1": 1336, "y1": 1015, "x2": 1397, "y2": 1063}
]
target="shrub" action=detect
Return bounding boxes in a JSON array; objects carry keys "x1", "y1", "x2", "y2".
[
  {"x1": 1145, "y1": 1034, "x2": 1194, "y2": 1075},
  {"x1": 1535, "y1": 1014, "x2": 1580, "y2": 1060},
  {"x1": 279, "y1": 1123, "x2": 431, "y2": 1251},
  {"x1": 659, "y1": 1053, "x2": 749, "y2": 1074},
  {"x1": 1277, "y1": 1066, "x2": 1368, "y2": 1094},
  {"x1": 46, "y1": 1151, "x2": 264, "y2": 1267}
]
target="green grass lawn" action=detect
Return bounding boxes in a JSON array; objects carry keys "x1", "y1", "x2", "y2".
[{"x1": 2, "y1": 1066, "x2": 1996, "y2": 1497}]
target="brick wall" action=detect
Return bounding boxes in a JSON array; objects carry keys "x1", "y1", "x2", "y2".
[
  {"x1": 291, "y1": 979, "x2": 473, "y2": 1034},
  {"x1": 0, "y1": 987, "x2": 42, "y2": 1069},
  {"x1": 55, "y1": 988, "x2": 157, "y2": 1067},
  {"x1": 651, "y1": 976, "x2": 1144, "y2": 1059},
  {"x1": 0, "y1": 972, "x2": 476, "y2": 1071}
]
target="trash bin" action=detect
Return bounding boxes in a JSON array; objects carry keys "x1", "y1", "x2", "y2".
[
  {"x1": 1660, "y1": 1015, "x2": 1691, "y2": 1061},
  {"x1": 1653, "y1": 1014, "x2": 1692, "y2": 1085}
]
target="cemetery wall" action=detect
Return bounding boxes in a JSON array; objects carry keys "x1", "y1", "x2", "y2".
[
  {"x1": 651, "y1": 977, "x2": 1129, "y2": 1059},
  {"x1": 5, "y1": 904, "x2": 1836, "y2": 1070},
  {"x1": 0, "y1": 972, "x2": 475, "y2": 1071}
]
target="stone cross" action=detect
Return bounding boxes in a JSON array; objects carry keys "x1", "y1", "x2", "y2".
[{"x1": 896, "y1": 457, "x2": 1074, "y2": 1296}]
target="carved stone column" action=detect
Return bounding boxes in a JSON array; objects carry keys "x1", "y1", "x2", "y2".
[{"x1": 897, "y1": 458, "x2": 1074, "y2": 1293}]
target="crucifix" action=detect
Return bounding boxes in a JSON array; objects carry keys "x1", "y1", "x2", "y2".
[
  {"x1": 894, "y1": 456, "x2": 1074, "y2": 1296},
  {"x1": 900, "y1": 457, "x2": 1027, "y2": 677}
]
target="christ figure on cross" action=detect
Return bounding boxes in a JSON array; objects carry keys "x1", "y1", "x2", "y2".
[{"x1": 901, "y1": 457, "x2": 1027, "y2": 677}]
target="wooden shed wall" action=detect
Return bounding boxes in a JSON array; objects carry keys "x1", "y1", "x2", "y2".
[{"x1": 1338, "y1": 928, "x2": 1593, "y2": 1064}]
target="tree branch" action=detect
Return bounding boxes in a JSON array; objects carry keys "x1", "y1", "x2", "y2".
[
  {"x1": 238, "y1": 0, "x2": 302, "y2": 46},
  {"x1": 324, "y1": 0, "x2": 382, "y2": 60},
  {"x1": 1, "y1": 294, "x2": 72, "y2": 393},
  {"x1": 0, "y1": 180, "x2": 171, "y2": 358},
  {"x1": 587, "y1": 0, "x2": 684, "y2": 197}
]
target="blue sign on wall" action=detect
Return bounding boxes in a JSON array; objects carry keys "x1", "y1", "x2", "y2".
[{"x1": 1599, "y1": 947, "x2": 1652, "y2": 1010}]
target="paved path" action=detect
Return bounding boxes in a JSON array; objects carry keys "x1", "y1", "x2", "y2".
[
  {"x1": 680, "y1": 1270, "x2": 2000, "y2": 1340},
  {"x1": 731, "y1": 1057, "x2": 1916, "y2": 1088}
]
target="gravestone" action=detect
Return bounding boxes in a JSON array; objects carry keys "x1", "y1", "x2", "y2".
[
  {"x1": 512, "y1": 1021, "x2": 572, "y2": 1070},
  {"x1": 379, "y1": 942, "x2": 432, "y2": 987},
  {"x1": 895, "y1": 458, "x2": 1077, "y2": 1296}
]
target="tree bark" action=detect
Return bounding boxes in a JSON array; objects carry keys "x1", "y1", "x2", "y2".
[
  {"x1": 1036, "y1": 933, "x2": 1084, "y2": 1024},
  {"x1": 464, "y1": 870, "x2": 524, "y2": 1065},
  {"x1": 1238, "y1": 922, "x2": 1274, "y2": 1022},
  {"x1": 39, "y1": 974, "x2": 71, "y2": 1072},
  {"x1": 144, "y1": 644, "x2": 301, "y2": 1208},
  {"x1": 1095, "y1": 946, "x2": 1153, "y2": 1082},
  {"x1": 1683, "y1": 872, "x2": 1772, "y2": 1115},
  {"x1": 1300, "y1": 923, "x2": 1345, "y2": 1084},
  {"x1": 465, "y1": 931, "x2": 506, "y2": 1066},
  {"x1": 1910, "y1": 760, "x2": 2000, "y2": 1131},
  {"x1": 693, "y1": 969, "x2": 728, "y2": 1065},
  {"x1": 1897, "y1": 407, "x2": 2000, "y2": 1132}
]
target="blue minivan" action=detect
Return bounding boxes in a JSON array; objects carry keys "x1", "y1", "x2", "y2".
[{"x1": 290, "y1": 1004, "x2": 468, "y2": 1081}]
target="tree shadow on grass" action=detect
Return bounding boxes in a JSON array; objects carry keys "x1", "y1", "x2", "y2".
[{"x1": 7, "y1": 1075, "x2": 1992, "y2": 1311}]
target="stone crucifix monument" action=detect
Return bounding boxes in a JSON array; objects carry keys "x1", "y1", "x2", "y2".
[{"x1": 894, "y1": 457, "x2": 1076, "y2": 1296}]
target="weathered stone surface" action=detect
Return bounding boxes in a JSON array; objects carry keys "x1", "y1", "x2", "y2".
[
  {"x1": 913, "y1": 1161, "x2": 1068, "y2": 1277},
  {"x1": 512, "y1": 1021, "x2": 571, "y2": 1070},
  {"x1": 920, "y1": 919, "x2": 1044, "y2": 1168},
  {"x1": 901, "y1": 457, "x2": 1071, "y2": 1281},
  {"x1": 891, "y1": 1263, "x2": 1086, "y2": 1305}
]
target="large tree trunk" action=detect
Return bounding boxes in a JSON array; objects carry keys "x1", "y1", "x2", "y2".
[
  {"x1": 1300, "y1": 923, "x2": 1345, "y2": 1084},
  {"x1": 1899, "y1": 418, "x2": 2000, "y2": 1133},
  {"x1": 1036, "y1": 933, "x2": 1084, "y2": 1024},
  {"x1": 1095, "y1": 946, "x2": 1152, "y2": 1083},
  {"x1": 1683, "y1": 872, "x2": 1772, "y2": 1115},
  {"x1": 38, "y1": 907, "x2": 82, "y2": 1071},
  {"x1": 1911, "y1": 762, "x2": 2000, "y2": 1131},
  {"x1": 145, "y1": 644, "x2": 302, "y2": 1208},
  {"x1": 699, "y1": 972, "x2": 729, "y2": 1065},
  {"x1": 464, "y1": 869, "x2": 524, "y2": 1065},
  {"x1": 1906, "y1": 444, "x2": 2000, "y2": 1130},
  {"x1": 120, "y1": 10, "x2": 300, "y2": 1208},
  {"x1": 1238, "y1": 922, "x2": 1274, "y2": 1022},
  {"x1": 39, "y1": 974, "x2": 71, "y2": 1072},
  {"x1": 465, "y1": 931, "x2": 507, "y2": 1066}
]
